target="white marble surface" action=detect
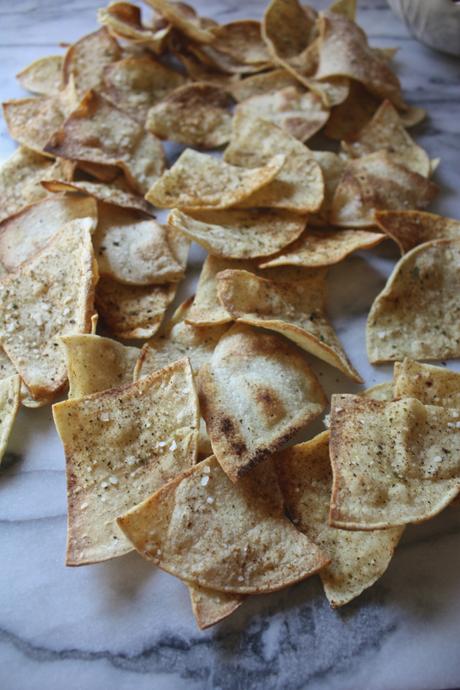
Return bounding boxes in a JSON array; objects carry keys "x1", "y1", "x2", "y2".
[{"x1": 1, "y1": 1, "x2": 460, "y2": 689}]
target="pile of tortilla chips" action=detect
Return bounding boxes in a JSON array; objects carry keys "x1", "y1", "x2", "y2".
[{"x1": 0, "y1": 0, "x2": 458, "y2": 630}]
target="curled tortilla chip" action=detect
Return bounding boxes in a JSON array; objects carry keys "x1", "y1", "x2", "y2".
[
  {"x1": 324, "y1": 82, "x2": 380, "y2": 140},
  {"x1": 45, "y1": 91, "x2": 165, "y2": 194},
  {"x1": 0, "y1": 375, "x2": 21, "y2": 465},
  {"x1": 134, "y1": 298, "x2": 229, "y2": 379},
  {"x1": 62, "y1": 27, "x2": 121, "y2": 101},
  {"x1": 61, "y1": 334, "x2": 140, "y2": 399},
  {"x1": 93, "y1": 204, "x2": 186, "y2": 285},
  {"x1": 145, "y1": 148, "x2": 284, "y2": 210},
  {"x1": 341, "y1": 100, "x2": 431, "y2": 177},
  {"x1": 235, "y1": 87, "x2": 329, "y2": 142},
  {"x1": 231, "y1": 68, "x2": 299, "y2": 102},
  {"x1": 0, "y1": 223, "x2": 97, "y2": 399},
  {"x1": 329, "y1": 0, "x2": 356, "y2": 19},
  {"x1": 260, "y1": 228, "x2": 385, "y2": 269},
  {"x1": 117, "y1": 455, "x2": 328, "y2": 592},
  {"x1": 144, "y1": 0, "x2": 214, "y2": 43},
  {"x1": 16, "y1": 55, "x2": 64, "y2": 96},
  {"x1": 182, "y1": 40, "x2": 269, "y2": 76},
  {"x1": 217, "y1": 269, "x2": 361, "y2": 382},
  {"x1": 53, "y1": 358, "x2": 199, "y2": 565},
  {"x1": 374, "y1": 210, "x2": 460, "y2": 254},
  {"x1": 42, "y1": 178, "x2": 153, "y2": 216},
  {"x1": 95, "y1": 276, "x2": 177, "y2": 339},
  {"x1": 168, "y1": 208, "x2": 307, "y2": 259},
  {"x1": 309, "y1": 150, "x2": 346, "y2": 224},
  {"x1": 361, "y1": 381, "x2": 394, "y2": 402},
  {"x1": 0, "y1": 195, "x2": 97, "y2": 272},
  {"x1": 2, "y1": 96, "x2": 65, "y2": 155},
  {"x1": 210, "y1": 20, "x2": 270, "y2": 66},
  {"x1": 329, "y1": 394, "x2": 460, "y2": 529},
  {"x1": 97, "y1": 2, "x2": 171, "y2": 53},
  {"x1": 276, "y1": 431, "x2": 403, "y2": 607},
  {"x1": 367, "y1": 239, "x2": 460, "y2": 363},
  {"x1": 146, "y1": 82, "x2": 234, "y2": 149},
  {"x1": 224, "y1": 114, "x2": 324, "y2": 213},
  {"x1": 394, "y1": 359, "x2": 460, "y2": 407},
  {"x1": 189, "y1": 585, "x2": 243, "y2": 630},
  {"x1": 198, "y1": 324, "x2": 326, "y2": 481},
  {"x1": 102, "y1": 56, "x2": 186, "y2": 123},
  {"x1": 331, "y1": 152, "x2": 438, "y2": 227},
  {"x1": 262, "y1": 0, "x2": 317, "y2": 66}
]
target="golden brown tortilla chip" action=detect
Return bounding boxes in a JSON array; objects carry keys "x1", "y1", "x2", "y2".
[
  {"x1": 230, "y1": 68, "x2": 299, "y2": 102},
  {"x1": 262, "y1": 0, "x2": 317, "y2": 66},
  {"x1": 309, "y1": 150, "x2": 346, "y2": 224},
  {"x1": 0, "y1": 222, "x2": 97, "y2": 399},
  {"x1": 224, "y1": 114, "x2": 324, "y2": 213},
  {"x1": 367, "y1": 239, "x2": 460, "y2": 363},
  {"x1": 329, "y1": 394, "x2": 460, "y2": 529},
  {"x1": 44, "y1": 90, "x2": 165, "y2": 195},
  {"x1": 117, "y1": 455, "x2": 329, "y2": 592},
  {"x1": 42, "y1": 178, "x2": 153, "y2": 216},
  {"x1": 324, "y1": 82, "x2": 380, "y2": 140},
  {"x1": 53, "y1": 358, "x2": 199, "y2": 565},
  {"x1": 217, "y1": 269, "x2": 362, "y2": 382},
  {"x1": 331, "y1": 152, "x2": 438, "y2": 227},
  {"x1": 210, "y1": 20, "x2": 270, "y2": 66},
  {"x1": 97, "y1": 2, "x2": 171, "y2": 54},
  {"x1": 0, "y1": 375, "x2": 21, "y2": 465},
  {"x1": 197, "y1": 324, "x2": 326, "y2": 481},
  {"x1": 329, "y1": 0, "x2": 356, "y2": 19},
  {"x1": 361, "y1": 381, "x2": 394, "y2": 402},
  {"x1": 145, "y1": 148, "x2": 284, "y2": 210},
  {"x1": 259, "y1": 228, "x2": 385, "y2": 269},
  {"x1": 276, "y1": 431, "x2": 403, "y2": 606},
  {"x1": 374, "y1": 209, "x2": 460, "y2": 254},
  {"x1": 62, "y1": 27, "x2": 121, "y2": 101},
  {"x1": 61, "y1": 334, "x2": 140, "y2": 399},
  {"x1": 394, "y1": 359, "x2": 460, "y2": 407},
  {"x1": 144, "y1": 0, "x2": 214, "y2": 43},
  {"x1": 0, "y1": 195, "x2": 97, "y2": 272},
  {"x1": 2, "y1": 96, "x2": 65, "y2": 155},
  {"x1": 168, "y1": 208, "x2": 307, "y2": 259},
  {"x1": 16, "y1": 55, "x2": 64, "y2": 96},
  {"x1": 189, "y1": 585, "x2": 243, "y2": 629}
]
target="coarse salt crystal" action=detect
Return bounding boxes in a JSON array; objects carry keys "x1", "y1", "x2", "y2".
[
  {"x1": 238, "y1": 576, "x2": 244, "y2": 582},
  {"x1": 432, "y1": 455, "x2": 443, "y2": 463},
  {"x1": 206, "y1": 496, "x2": 214, "y2": 505},
  {"x1": 200, "y1": 475, "x2": 209, "y2": 486},
  {"x1": 157, "y1": 441, "x2": 166, "y2": 448},
  {"x1": 101, "y1": 481, "x2": 109, "y2": 489},
  {"x1": 81, "y1": 502, "x2": 88, "y2": 510},
  {"x1": 126, "y1": 455, "x2": 136, "y2": 465},
  {"x1": 99, "y1": 412, "x2": 110, "y2": 422},
  {"x1": 169, "y1": 440, "x2": 177, "y2": 451},
  {"x1": 203, "y1": 466, "x2": 211, "y2": 474},
  {"x1": 377, "y1": 331, "x2": 386, "y2": 339},
  {"x1": 109, "y1": 476, "x2": 119, "y2": 485},
  {"x1": 62, "y1": 307, "x2": 70, "y2": 316}
]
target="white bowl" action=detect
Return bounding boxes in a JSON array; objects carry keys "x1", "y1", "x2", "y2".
[{"x1": 387, "y1": 0, "x2": 460, "y2": 57}]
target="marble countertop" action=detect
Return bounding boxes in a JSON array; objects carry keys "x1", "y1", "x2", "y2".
[{"x1": 1, "y1": 1, "x2": 460, "y2": 689}]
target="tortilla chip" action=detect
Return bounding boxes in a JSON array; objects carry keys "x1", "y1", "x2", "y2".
[
  {"x1": 374, "y1": 210, "x2": 460, "y2": 254},
  {"x1": 44, "y1": 90, "x2": 165, "y2": 195},
  {"x1": 61, "y1": 334, "x2": 140, "y2": 399},
  {"x1": 168, "y1": 208, "x2": 307, "y2": 260},
  {"x1": 331, "y1": 152, "x2": 438, "y2": 227},
  {"x1": 210, "y1": 20, "x2": 270, "y2": 66},
  {"x1": 182, "y1": 40, "x2": 269, "y2": 76},
  {"x1": 224, "y1": 114, "x2": 324, "y2": 213},
  {"x1": 329, "y1": 0, "x2": 356, "y2": 19},
  {"x1": 145, "y1": 148, "x2": 284, "y2": 210},
  {"x1": 262, "y1": 0, "x2": 317, "y2": 65},
  {"x1": 102, "y1": 56, "x2": 187, "y2": 123},
  {"x1": 2, "y1": 96, "x2": 65, "y2": 155},
  {"x1": 93, "y1": 204, "x2": 187, "y2": 285},
  {"x1": 42, "y1": 178, "x2": 153, "y2": 216},
  {"x1": 301, "y1": 76, "x2": 350, "y2": 108},
  {"x1": 217, "y1": 269, "x2": 361, "y2": 382},
  {"x1": 0, "y1": 375, "x2": 21, "y2": 465},
  {"x1": 260, "y1": 228, "x2": 385, "y2": 269},
  {"x1": 235, "y1": 87, "x2": 329, "y2": 142},
  {"x1": 0, "y1": 195, "x2": 97, "y2": 272},
  {"x1": 361, "y1": 381, "x2": 393, "y2": 401},
  {"x1": 62, "y1": 27, "x2": 121, "y2": 101},
  {"x1": 276, "y1": 431, "x2": 402, "y2": 606},
  {"x1": 329, "y1": 394, "x2": 460, "y2": 529},
  {"x1": 309, "y1": 150, "x2": 346, "y2": 224},
  {"x1": 95, "y1": 276, "x2": 177, "y2": 339},
  {"x1": 144, "y1": 0, "x2": 214, "y2": 43},
  {"x1": 146, "y1": 82, "x2": 233, "y2": 149},
  {"x1": 97, "y1": 2, "x2": 171, "y2": 53},
  {"x1": 367, "y1": 239, "x2": 460, "y2": 363},
  {"x1": 230, "y1": 69, "x2": 299, "y2": 102},
  {"x1": 189, "y1": 585, "x2": 243, "y2": 629},
  {"x1": 342, "y1": 100, "x2": 431, "y2": 177},
  {"x1": 76, "y1": 161, "x2": 120, "y2": 183},
  {"x1": 394, "y1": 359, "x2": 460, "y2": 407},
  {"x1": 53, "y1": 358, "x2": 199, "y2": 565},
  {"x1": 16, "y1": 55, "x2": 64, "y2": 96},
  {"x1": 197, "y1": 324, "x2": 326, "y2": 481},
  {"x1": 0, "y1": 223, "x2": 96, "y2": 399},
  {"x1": 325, "y1": 82, "x2": 380, "y2": 140},
  {"x1": 117, "y1": 455, "x2": 328, "y2": 592}
]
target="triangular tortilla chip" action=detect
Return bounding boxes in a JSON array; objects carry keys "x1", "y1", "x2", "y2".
[
  {"x1": 16, "y1": 55, "x2": 64, "y2": 96},
  {"x1": 53, "y1": 358, "x2": 199, "y2": 565},
  {"x1": 2, "y1": 96, "x2": 65, "y2": 155},
  {"x1": 367, "y1": 239, "x2": 460, "y2": 363},
  {"x1": 0, "y1": 195, "x2": 97, "y2": 272},
  {"x1": 168, "y1": 208, "x2": 307, "y2": 259},
  {"x1": 97, "y1": 3, "x2": 171, "y2": 54},
  {"x1": 197, "y1": 324, "x2": 326, "y2": 481},
  {"x1": 259, "y1": 228, "x2": 385, "y2": 268},
  {"x1": 0, "y1": 223, "x2": 97, "y2": 399},
  {"x1": 329, "y1": 394, "x2": 460, "y2": 529},
  {"x1": 117, "y1": 455, "x2": 329, "y2": 592},
  {"x1": 394, "y1": 359, "x2": 460, "y2": 407},
  {"x1": 331, "y1": 152, "x2": 438, "y2": 227},
  {"x1": 62, "y1": 27, "x2": 121, "y2": 101},
  {"x1": 44, "y1": 90, "x2": 165, "y2": 194},
  {"x1": 230, "y1": 68, "x2": 300, "y2": 102},
  {"x1": 374, "y1": 209, "x2": 460, "y2": 254},
  {"x1": 224, "y1": 114, "x2": 324, "y2": 213},
  {"x1": 261, "y1": 0, "x2": 317, "y2": 69},
  {"x1": 145, "y1": 148, "x2": 284, "y2": 210},
  {"x1": 217, "y1": 269, "x2": 361, "y2": 382},
  {"x1": 144, "y1": 0, "x2": 214, "y2": 43},
  {"x1": 42, "y1": 178, "x2": 153, "y2": 216},
  {"x1": 181, "y1": 40, "x2": 268, "y2": 77},
  {"x1": 146, "y1": 82, "x2": 234, "y2": 149},
  {"x1": 276, "y1": 431, "x2": 403, "y2": 607},
  {"x1": 324, "y1": 82, "x2": 381, "y2": 140},
  {"x1": 93, "y1": 204, "x2": 187, "y2": 285},
  {"x1": 361, "y1": 381, "x2": 393, "y2": 401},
  {"x1": 61, "y1": 334, "x2": 140, "y2": 399},
  {"x1": 210, "y1": 20, "x2": 270, "y2": 66},
  {"x1": 189, "y1": 585, "x2": 243, "y2": 629},
  {"x1": 0, "y1": 375, "x2": 21, "y2": 465}
]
